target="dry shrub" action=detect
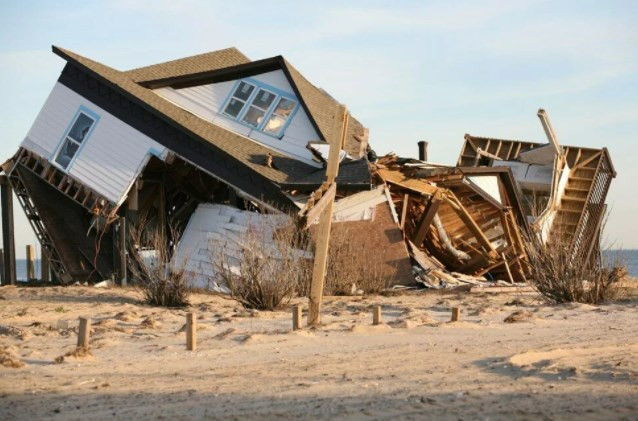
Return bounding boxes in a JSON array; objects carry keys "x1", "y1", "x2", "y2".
[
  {"x1": 129, "y1": 222, "x2": 190, "y2": 308},
  {"x1": 322, "y1": 226, "x2": 390, "y2": 296},
  {"x1": 54, "y1": 346, "x2": 92, "y2": 364},
  {"x1": 214, "y1": 220, "x2": 312, "y2": 311},
  {"x1": 524, "y1": 232, "x2": 624, "y2": 304},
  {"x1": 0, "y1": 347, "x2": 24, "y2": 368},
  {"x1": 504, "y1": 310, "x2": 535, "y2": 323}
]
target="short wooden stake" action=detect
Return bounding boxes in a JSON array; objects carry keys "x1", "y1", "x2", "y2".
[
  {"x1": 186, "y1": 313, "x2": 196, "y2": 351},
  {"x1": 451, "y1": 307, "x2": 461, "y2": 322},
  {"x1": 77, "y1": 317, "x2": 91, "y2": 348},
  {"x1": 292, "y1": 304, "x2": 302, "y2": 331},
  {"x1": 26, "y1": 245, "x2": 35, "y2": 280},
  {"x1": 373, "y1": 305, "x2": 382, "y2": 325}
]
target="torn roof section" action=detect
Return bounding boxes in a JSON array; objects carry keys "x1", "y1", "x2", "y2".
[{"x1": 51, "y1": 46, "x2": 371, "y2": 209}]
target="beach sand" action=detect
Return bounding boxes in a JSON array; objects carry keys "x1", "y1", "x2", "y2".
[{"x1": 1, "y1": 282, "x2": 637, "y2": 420}]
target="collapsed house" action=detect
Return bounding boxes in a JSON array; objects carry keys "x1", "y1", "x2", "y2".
[
  {"x1": 376, "y1": 155, "x2": 530, "y2": 285},
  {"x1": 457, "y1": 110, "x2": 616, "y2": 263},
  {"x1": 0, "y1": 45, "x2": 415, "y2": 286},
  {"x1": 0, "y1": 46, "x2": 615, "y2": 291},
  {"x1": 370, "y1": 110, "x2": 615, "y2": 287}
]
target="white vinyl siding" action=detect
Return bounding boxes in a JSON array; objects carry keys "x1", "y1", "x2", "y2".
[
  {"x1": 21, "y1": 82, "x2": 167, "y2": 205},
  {"x1": 154, "y1": 70, "x2": 321, "y2": 167}
]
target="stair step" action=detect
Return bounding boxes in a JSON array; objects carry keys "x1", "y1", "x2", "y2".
[
  {"x1": 565, "y1": 187, "x2": 589, "y2": 193},
  {"x1": 570, "y1": 176, "x2": 593, "y2": 182},
  {"x1": 562, "y1": 196, "x2": 586, "y2": 202},
  {"x1": 558, "y1": 208, "x2": 582, "y2": 214}
]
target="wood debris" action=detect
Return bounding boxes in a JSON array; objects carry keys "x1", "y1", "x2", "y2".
[{"x1": 375, "y1": 154, "x2": 531, "y2": 288}]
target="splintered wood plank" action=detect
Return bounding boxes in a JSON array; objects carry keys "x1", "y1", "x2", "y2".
[
  {"x1": 412, "y1": 193, "x2": 442, "y2": 246},
  {"x1": 303, "y1": 183, "x2": 336, "y2": 229},
  {"x1": 308, "y1": 105, "x2": 347, "y2": 327},
  {"x1": 376, "y1": 168, "x2": 439, "y2": 196},
  {"x1": 400, "y1": 193, "x2": 409, "y2": 230}
]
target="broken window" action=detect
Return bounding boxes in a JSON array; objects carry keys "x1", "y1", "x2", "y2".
[
  {"x1": 220, "y1": 79, "x2": 298, "y2": 138},
  {"x1": 54, "y1": 109, "x2": 97, "y2": 170}
]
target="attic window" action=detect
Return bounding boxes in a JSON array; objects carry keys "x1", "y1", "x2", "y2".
[
  {"x1": 220, "y1": 79, "x2": 299, "y2": 138},
  {"x1": 53, "y1": 107, "x2": 99, "y2": 171}
]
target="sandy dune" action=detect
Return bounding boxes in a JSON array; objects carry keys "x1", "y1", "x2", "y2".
[{"x1": 1, "y1": 284, "x2": 637, "y2": 420}]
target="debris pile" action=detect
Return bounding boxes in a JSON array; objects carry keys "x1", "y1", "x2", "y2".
[{"x1": 374, "y1": 154, "x2": 530, "y2": 288}]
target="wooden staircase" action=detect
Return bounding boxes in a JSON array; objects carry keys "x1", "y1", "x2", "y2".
[
  {"x1": 7, "y1": 166, "x2": 73, "y2": 283},
  {"x1": 550, "y1": 150, "x2": 614, "y2": 262}
]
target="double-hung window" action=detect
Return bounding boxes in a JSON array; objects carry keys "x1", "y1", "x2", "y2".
[
  {"x1": 54, "y1": 108, "x2": 98, "y2": 170},
  {"x1": 221, "y1": 79, "x2": 298, "y2": 138}
]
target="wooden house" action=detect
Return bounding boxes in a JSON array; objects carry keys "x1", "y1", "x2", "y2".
[{"x1": 1, "y1": 46, "x2": 390, "y2": 284}]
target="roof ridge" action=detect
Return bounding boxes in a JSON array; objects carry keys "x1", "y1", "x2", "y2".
[{"x1": 125, "y1": 47, "x2": 251, "y2": 82}]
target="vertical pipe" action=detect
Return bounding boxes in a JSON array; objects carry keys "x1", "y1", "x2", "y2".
[{"x1": 418, "y1": 141, "x2": 428, "y2": 161}]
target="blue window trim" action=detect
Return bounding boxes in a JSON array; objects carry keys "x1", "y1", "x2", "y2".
[
  {"x1": 50, "y1": 105, "x2": 101, "y2": 173},
  {"x1": 218, "y1": 77, "x2": 300, "y2": 139}
]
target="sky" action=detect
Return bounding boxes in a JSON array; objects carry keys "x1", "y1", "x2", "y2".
[{"x1": 0, "y1": 0, "x2": 637, "y2": 258}]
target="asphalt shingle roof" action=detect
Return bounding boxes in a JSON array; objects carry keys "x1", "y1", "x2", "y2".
[{"x1": 52, "y1": 46, "x2": 370, "y2": 188}]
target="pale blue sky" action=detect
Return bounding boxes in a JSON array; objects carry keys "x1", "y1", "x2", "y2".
[{"x1": 1, "y1": 0, "x2": 637, "y2": 258}]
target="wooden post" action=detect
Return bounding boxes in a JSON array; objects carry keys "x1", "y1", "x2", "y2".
[
  {"x1": 451, "y1": 307, "x2": 460, "y2": 322},
  {"x1": 292, "y1": 304, "x2": 302, "y2": 331},
  {"x1": 1, "y1": 178, "x2": 16, "y2": 285},
  {"x1": 119, "y1": 218, "x2": 127, "y2": 286},
  {"x1": 41, "y1": 248, "x2": 50, "y2": 282},
  {"x1": 77, "y1": 317, "x2": 91, "y2": 348},
  {"x1": 26, "y1": 245, "x2": 35, "y2": 280},
  {"x1": 308, "y1": 105, "x2": 348, "y2": 326},
  {"x1": 373, "y1": 305, "x2": 382, "y2": 325},
  {"x1": 127, "y1": 181, "x2": 139, "y2": 211},
  {"x1": 186, "y1": 313, "x2": 196, "y2": 351},
  {"x1": 0, "y1": 249, "x2": 4, "y2": 284}
]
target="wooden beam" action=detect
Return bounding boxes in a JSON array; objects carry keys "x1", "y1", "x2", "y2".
[
  {"x1": 537, "y1": 109, "x2": 562, "y2": 155},
  {"x1": 445, "y1": 194, "x2": 495, "y2": 254},
  {"x1": 308, "y1": 105, "x2": 347, "y2": 326},
  {"x1": 118, "y1": 218, "x2": 127, "y2": 286},
  {"x1": 302, "y1": 183, "x2": 336, "y2": 229},
  {"x1": 0, "y1": 249, "x2": 4, "y2": 284},
  {"x1": 1, "y1": 179, "x2": 16, "y2": 285},
  {"x1": 573, "y1": 151, "x2": 601, "y2": 169},
  {"x1": 501, "y1": 252, "x2": 514, "y2": 284},
  {"x1": 399, "y1": 194, "x2": 409, "y2": 231},
  {"x1": 412, "y1": 192, "x2": 441, "y2": 246},
  {"x1": 41, "y1": 247, "x2": 50, "y2": 282}
]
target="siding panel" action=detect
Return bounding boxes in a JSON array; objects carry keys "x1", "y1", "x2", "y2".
[
  {"x1": 154, "y1": 70, "x2": 321, "y2": 167},
  {"x1": 21, "y1": 82, "x2": 166, "y2": 204}
]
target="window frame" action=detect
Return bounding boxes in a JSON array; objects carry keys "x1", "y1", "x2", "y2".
[
  {"x1": 219, "y1": 78, "x2": 300, "y2": 139},
  {"x1": 51, "y1": 105, "x2": 100, "y2": 172}
]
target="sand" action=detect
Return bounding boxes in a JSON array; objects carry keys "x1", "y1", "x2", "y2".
[{"x1": 0, "y1": 283, "x2": 637, "y2": 420}]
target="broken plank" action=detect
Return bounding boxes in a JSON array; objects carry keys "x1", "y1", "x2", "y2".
[
  {"x1": 302, "y1": 183, "x2": 336, "y2": 229},
  {"x1": 412, "y1": 192, "x2": 441, "y2": 246}
]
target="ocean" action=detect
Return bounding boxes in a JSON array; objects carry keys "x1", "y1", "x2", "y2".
[{"x1": 7, "y1": 250, "x2": 638, "y2": 281}]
